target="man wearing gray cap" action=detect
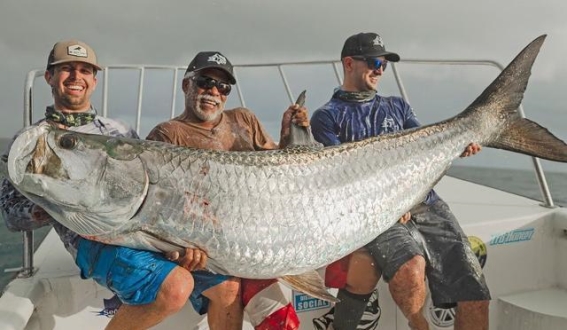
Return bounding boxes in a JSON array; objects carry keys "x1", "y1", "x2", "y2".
[
  {"x1": 0, "y1": 39, "x2": 206, "y2": 330},
  {"x1": 311, "y1": 32, "x2": 490, "y2": 330}
]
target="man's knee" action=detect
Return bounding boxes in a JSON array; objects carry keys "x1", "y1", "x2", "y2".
[
  {"x1": 390, "y1": 255, "x2": 426, "y2": 287},
  {"x1": 345, "y1": 249, "x2": 381, "y2": 294},
  {"x1": 457, "y1": 300, "x2": 489, "y2": 313},
  {"x1": 157, "y1": 267, "x2": 194, "y2": 312},
  {"x1": 204, "y1": 277, "x2": 242, "y2": 304}
]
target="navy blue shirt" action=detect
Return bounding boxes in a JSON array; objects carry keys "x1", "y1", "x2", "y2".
[{"x1": 311, "y1": 91, "x2": 439, "y2": 205}]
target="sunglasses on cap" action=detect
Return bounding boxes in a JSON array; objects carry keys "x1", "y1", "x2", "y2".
[
  {"x1": 192, "y1": 75, "x2": 232, "y2": 96},
  {"x1": 351, "y1": 56, "x2": 388, "y2": 71}
]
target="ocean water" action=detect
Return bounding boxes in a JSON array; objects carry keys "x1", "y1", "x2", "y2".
[{"x1": 0, "y1": 146, "x2": 566, "y2": 292}]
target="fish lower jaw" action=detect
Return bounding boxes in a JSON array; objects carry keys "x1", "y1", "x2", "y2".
[{"x1": 19, "y1": 177, "x2": 49, "y2": 198}]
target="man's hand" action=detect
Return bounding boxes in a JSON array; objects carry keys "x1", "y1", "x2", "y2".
[
  {"x1": 291, "y1": 104, "x2": 310, "y2": 127},
  {"x1": 398, "y1": 212, "x2": 411, "y2": 224},
  {"x1": 166, "y1": 248, "x2": 208, "y2": 271},
  {"x1": 31, "y1": 205, "x2": 52, "y2": 226},
  {"x1": 280, "y1": 104, "x2": 310, "y2": 146},
  {"x1": 281, "y1": 104, "x2": 309, "y2": 133},
  {"x1": 460, "y1": 143, "x2": 481, "y2": 158}
]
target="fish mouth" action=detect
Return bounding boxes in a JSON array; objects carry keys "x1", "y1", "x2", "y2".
[
  {"x1": 26, "y1": 132, "x2": 60, "y2": 176},
  {"x1": 8, "y1": 125, "x2": 65, "y2": 189}
]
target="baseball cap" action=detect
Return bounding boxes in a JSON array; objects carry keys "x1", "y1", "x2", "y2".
[
  {"x1": 341, "y1": 32, "x2": 400, "y2": 62},
  {"x1": 185, "y1": 51, "x2": 236, "y2": 84},
  {"x1": 47, "y1": 39, "x2": 102, "y2": 71}
]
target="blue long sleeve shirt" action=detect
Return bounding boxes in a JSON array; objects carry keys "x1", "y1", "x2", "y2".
[{"x1": 311, "y1": 92, "x2": 439, "y2": 205}]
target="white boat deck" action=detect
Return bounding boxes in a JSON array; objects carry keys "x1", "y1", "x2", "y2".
[{"x1": 499, "y1": 288, "x2": 567, "y2": 318}]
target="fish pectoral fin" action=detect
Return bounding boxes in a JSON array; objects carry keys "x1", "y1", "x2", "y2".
[
  {"x1": 67, "y1": 212, "x2": 117, "y2": 236},
  {"x1": 280, "y1": 271, "x2": 338, "y2": 303},
  {"x1": 138, "y1": 230, "x2": 186, "y2": 253},
  {"x1": 203, "y1": 261, "x2": 229, "y2": 275},
  {"x1": 488, "y1": 118, "x2": 567, "y2": 162}
]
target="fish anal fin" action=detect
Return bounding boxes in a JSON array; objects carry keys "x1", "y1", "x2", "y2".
[
  {"x1": 488, "y1": 118, "x2": 567, "y2": 162},
  {"x1": 281, "y1": 271, "x2": 338, "y2": 303}
]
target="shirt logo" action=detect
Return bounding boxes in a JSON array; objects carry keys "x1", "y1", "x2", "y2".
[
  {"x1": 381, "y1": 117, "x2": 397, "y2": 132},
  {"x1": 67, "y1": 45, "x2": 88, "y2": 58},
  {"x1": 208, "y1": 53, "x2": 227, "y2": 65},
  {"x1": 373, "y1": 36, "x2": 384, "y2": 47}
]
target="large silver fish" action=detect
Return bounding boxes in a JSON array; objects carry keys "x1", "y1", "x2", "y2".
[{"x1": 3, "y1": 35, "x2": 567, "y2": 301}]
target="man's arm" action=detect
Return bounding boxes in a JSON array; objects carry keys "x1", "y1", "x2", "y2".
[
  {"x1": 402, "y1": 102, "x2": 421, "y2": 130},
  {"x1": 311, "y1": 109, "x2": 341, "y2": 146},
  {"x1": 401, "y1": 102, "x2": 480, "y2": 157},
  {"x1": 0, "y1": 179, "x2": 53, "y2": 231}
]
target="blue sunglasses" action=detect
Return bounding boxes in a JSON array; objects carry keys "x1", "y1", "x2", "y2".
[{"x1": 351, "y1": 56, "x2": 388, "y2": 71}]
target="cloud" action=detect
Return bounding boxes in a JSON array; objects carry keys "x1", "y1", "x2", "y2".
[{"x1": 1, "y1": 0, "x2": 566, "y2": 164}]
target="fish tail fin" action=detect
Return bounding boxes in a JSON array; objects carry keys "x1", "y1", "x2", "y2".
[
  {"x1": 487, "y1": 118, "x2": 567, "y2": 162},
  {"x1": 468, "y1": 35, "x2": 546, "y2": 119},
  {"x1": 465, "y1": 34, "x2": 567, "y2": 162}
]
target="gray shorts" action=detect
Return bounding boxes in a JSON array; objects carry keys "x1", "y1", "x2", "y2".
[{"x1": 365, "y1": 199, "x2": 491, "y2": 307}]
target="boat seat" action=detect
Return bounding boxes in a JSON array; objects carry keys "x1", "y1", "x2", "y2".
[{"x1": 497, "y1": 288, "x2": 567, "y2": 330}]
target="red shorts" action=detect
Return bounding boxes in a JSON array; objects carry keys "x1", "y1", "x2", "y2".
[{"x1": 324, "y1": 255, "x2": 351, "y2": 289}]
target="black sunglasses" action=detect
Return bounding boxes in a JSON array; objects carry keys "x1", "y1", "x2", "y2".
[
  {"x1": 351, "y1": 56, "x2": 388, "y2": 71},
  {"x1": 192, "y1": 75, "x2": 232, "y2": 96}
]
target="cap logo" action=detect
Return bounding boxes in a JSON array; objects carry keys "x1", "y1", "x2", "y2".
[
  {"x1": 207, "y1": 53, "x2": 227, "y2": 65},
  {"x1": 67, "y1": 45, "x2": 88, "y2": 58},
  {"x1": 373, "y1": 36, "x2": 384, "y2": 47}
]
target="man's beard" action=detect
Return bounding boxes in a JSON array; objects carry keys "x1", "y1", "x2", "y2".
[
  {"x1": 58, "y1": 93, "x2": 87, "y2": 111},
  {"x1": 192, "y1": 94, "x2": 224, "y2": 122}
]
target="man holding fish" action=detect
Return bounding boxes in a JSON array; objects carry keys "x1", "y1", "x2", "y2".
[{"x1": 311, "y1": 32, "x2": 490, "y2": 330}]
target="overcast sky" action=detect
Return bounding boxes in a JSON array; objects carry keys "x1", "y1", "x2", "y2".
[{"x1": 1, "y1": 0, "x2": 567, "y2": 174}]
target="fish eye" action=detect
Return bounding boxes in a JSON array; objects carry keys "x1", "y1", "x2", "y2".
[{"x1": 59, "y1": 134, "x2": 78, "y2": 150}]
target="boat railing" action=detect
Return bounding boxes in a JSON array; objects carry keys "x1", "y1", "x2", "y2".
[{"x1": 13, "y1": 58, "x2": 555, "y2": 278}]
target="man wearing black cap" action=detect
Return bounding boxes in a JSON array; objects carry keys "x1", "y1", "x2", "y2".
[
  {"x1": 146, "y1": 51, "x2": 308, "y2": 330},
  {"x1": 311, "y1": 33, "x2": 490, "y2": 330}
]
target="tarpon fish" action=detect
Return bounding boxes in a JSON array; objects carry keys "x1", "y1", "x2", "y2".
[{"x1": 3, "y1": 35, "x2": 567, "y2": 301}]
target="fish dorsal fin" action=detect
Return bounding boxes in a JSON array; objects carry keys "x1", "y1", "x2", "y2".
[
  {"x1": 287, "y1": 124, "x2": 323, "y2": 148},
  {"x1": 281, "y1": 271, "x2": 338, "y2": 303},
  {"x1": 286, "y1": 90, "x2": 323, "y2": 148}
]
